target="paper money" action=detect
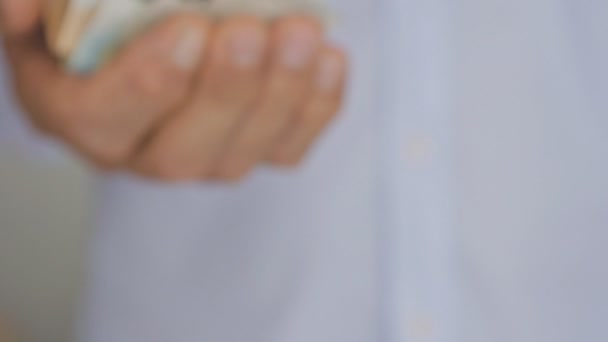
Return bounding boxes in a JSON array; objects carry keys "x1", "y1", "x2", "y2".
[
  {"x1": 45, "y1": 0, "x2": 327, "y2": 73},
  {"x1": 44, "y1": 0, "x2": 68, "y2": 55},
  {"x1": 45, "y1": 0, "x2": 99, "y2": 59}
]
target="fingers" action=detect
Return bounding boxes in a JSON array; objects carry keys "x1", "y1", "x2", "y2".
[
  {"x1": 132, "y1": 16, "x2": 345, "y2": 182},
  {"x1": 70, "y1": 15, "x2": 208, "y2": 167},
  {"x1": 4, "y1": 25, "x2": 87, "y2": 135},
  {"x1": 267, "y1": 47, "x2": 348, "y2": 166},
  {"x1": 6, "y1": 14, "x2": 209, "y2": 168},
  {"x1": 132, "y1": 16, "x2": 269, "y2": 180},
  {"x1": 213, "y1": 16, "x2": 323, "y2": 179},
  {"x1": 6, "y1": 9, "x2": 346, "y2": 182},
  {"x1": 0, "y1": 0, "x2": 40, "y2": 36}
]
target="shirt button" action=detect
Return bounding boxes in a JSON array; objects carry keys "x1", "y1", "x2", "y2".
[{"x1": 404, "y1": 135, "x2": 434, "y2": 164}]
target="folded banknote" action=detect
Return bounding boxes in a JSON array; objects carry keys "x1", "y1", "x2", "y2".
[{"x1": 45, "y1": 0, "x2": 327, "y2": 74}]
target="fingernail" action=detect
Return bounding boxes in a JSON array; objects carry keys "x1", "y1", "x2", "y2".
[
  {"x1": 317, "y1": 53, "x2": 343, "y2": 92},
  {"x1": 229, "y1": 29, "x2": 264, "y2": 68},
  {"x1": 172, "y1": 26, "x2": 206, "y2": 71},
  {"x1": 280, "y1": 26, "x2": 317, "y2": 69}
]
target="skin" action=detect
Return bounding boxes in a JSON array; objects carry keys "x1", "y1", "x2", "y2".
[
  {"x1": 0, "y1": 317, "x2": 17, "y2": 342},
  {"x1": 0, "y1": 0, "x2": 348, "y2": 182}
]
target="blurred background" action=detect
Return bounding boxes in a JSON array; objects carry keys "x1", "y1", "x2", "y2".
[{"x1": 0, "y1": 145, "x2": 89, "y2": 342}]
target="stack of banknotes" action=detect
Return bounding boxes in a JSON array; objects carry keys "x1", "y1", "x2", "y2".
[{"x1": 44, "y1": 0, "x2": 327, "y2": 73}]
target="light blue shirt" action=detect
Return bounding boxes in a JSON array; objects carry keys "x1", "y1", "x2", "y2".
[{"x1": 1, "y1": 1, "x2": 607, "y2": 341}]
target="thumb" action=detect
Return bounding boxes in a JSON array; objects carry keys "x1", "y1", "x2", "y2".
[{"x1": 0, "y1": 0, "x2": 41, "y2": 36}]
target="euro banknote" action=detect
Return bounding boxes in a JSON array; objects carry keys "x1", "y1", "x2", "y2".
[{"x1": 45, "y1": 0, "x2": 328, "y2": 74}]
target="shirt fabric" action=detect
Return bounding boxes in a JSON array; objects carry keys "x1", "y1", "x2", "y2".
[{"x1": 1, "y1": 1, "x2": 607, "y2": 341}]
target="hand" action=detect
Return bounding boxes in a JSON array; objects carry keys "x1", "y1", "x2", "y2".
[{"x1": 1, "y1": 1, "x2": 348, "y2": 182}]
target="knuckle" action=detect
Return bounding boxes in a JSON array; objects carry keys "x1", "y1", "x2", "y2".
[
  {"x1": 230, "y1": 139, "x2": 264, "y2": 158},
  {"x1": 216, "y1": 160, "x2": 253, "y2": 182},
  {"x1": 148, "y1": 156, "x2": 203, "y2": 182},
  {"x1": 155, "y1": 166, "x2": 194, "y2": 182},
  {"x1": 57, "y1": 115, "x2": 132, "y2": 167},
  {"x1": 126, "y1": 65, "x2": 173, "y2": 98},
  {"x1": 117, "y1": 37, "x2": 195, "y2": 100},
  {"x1": 267, "y1": 147, "x2": 300, "y2": 168},
  {"x1": 119, "y1": 60, "x2": 190, "y2": 101},
  {"x1": 89, "y1": 141, "x2": 132, "y2": 168},
  {"x1": 201, "y1": 78, "x2": 243, "y2": 105},
  {"x1": 47, "y1": 104, "x2": 133, "y2": 167}
]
